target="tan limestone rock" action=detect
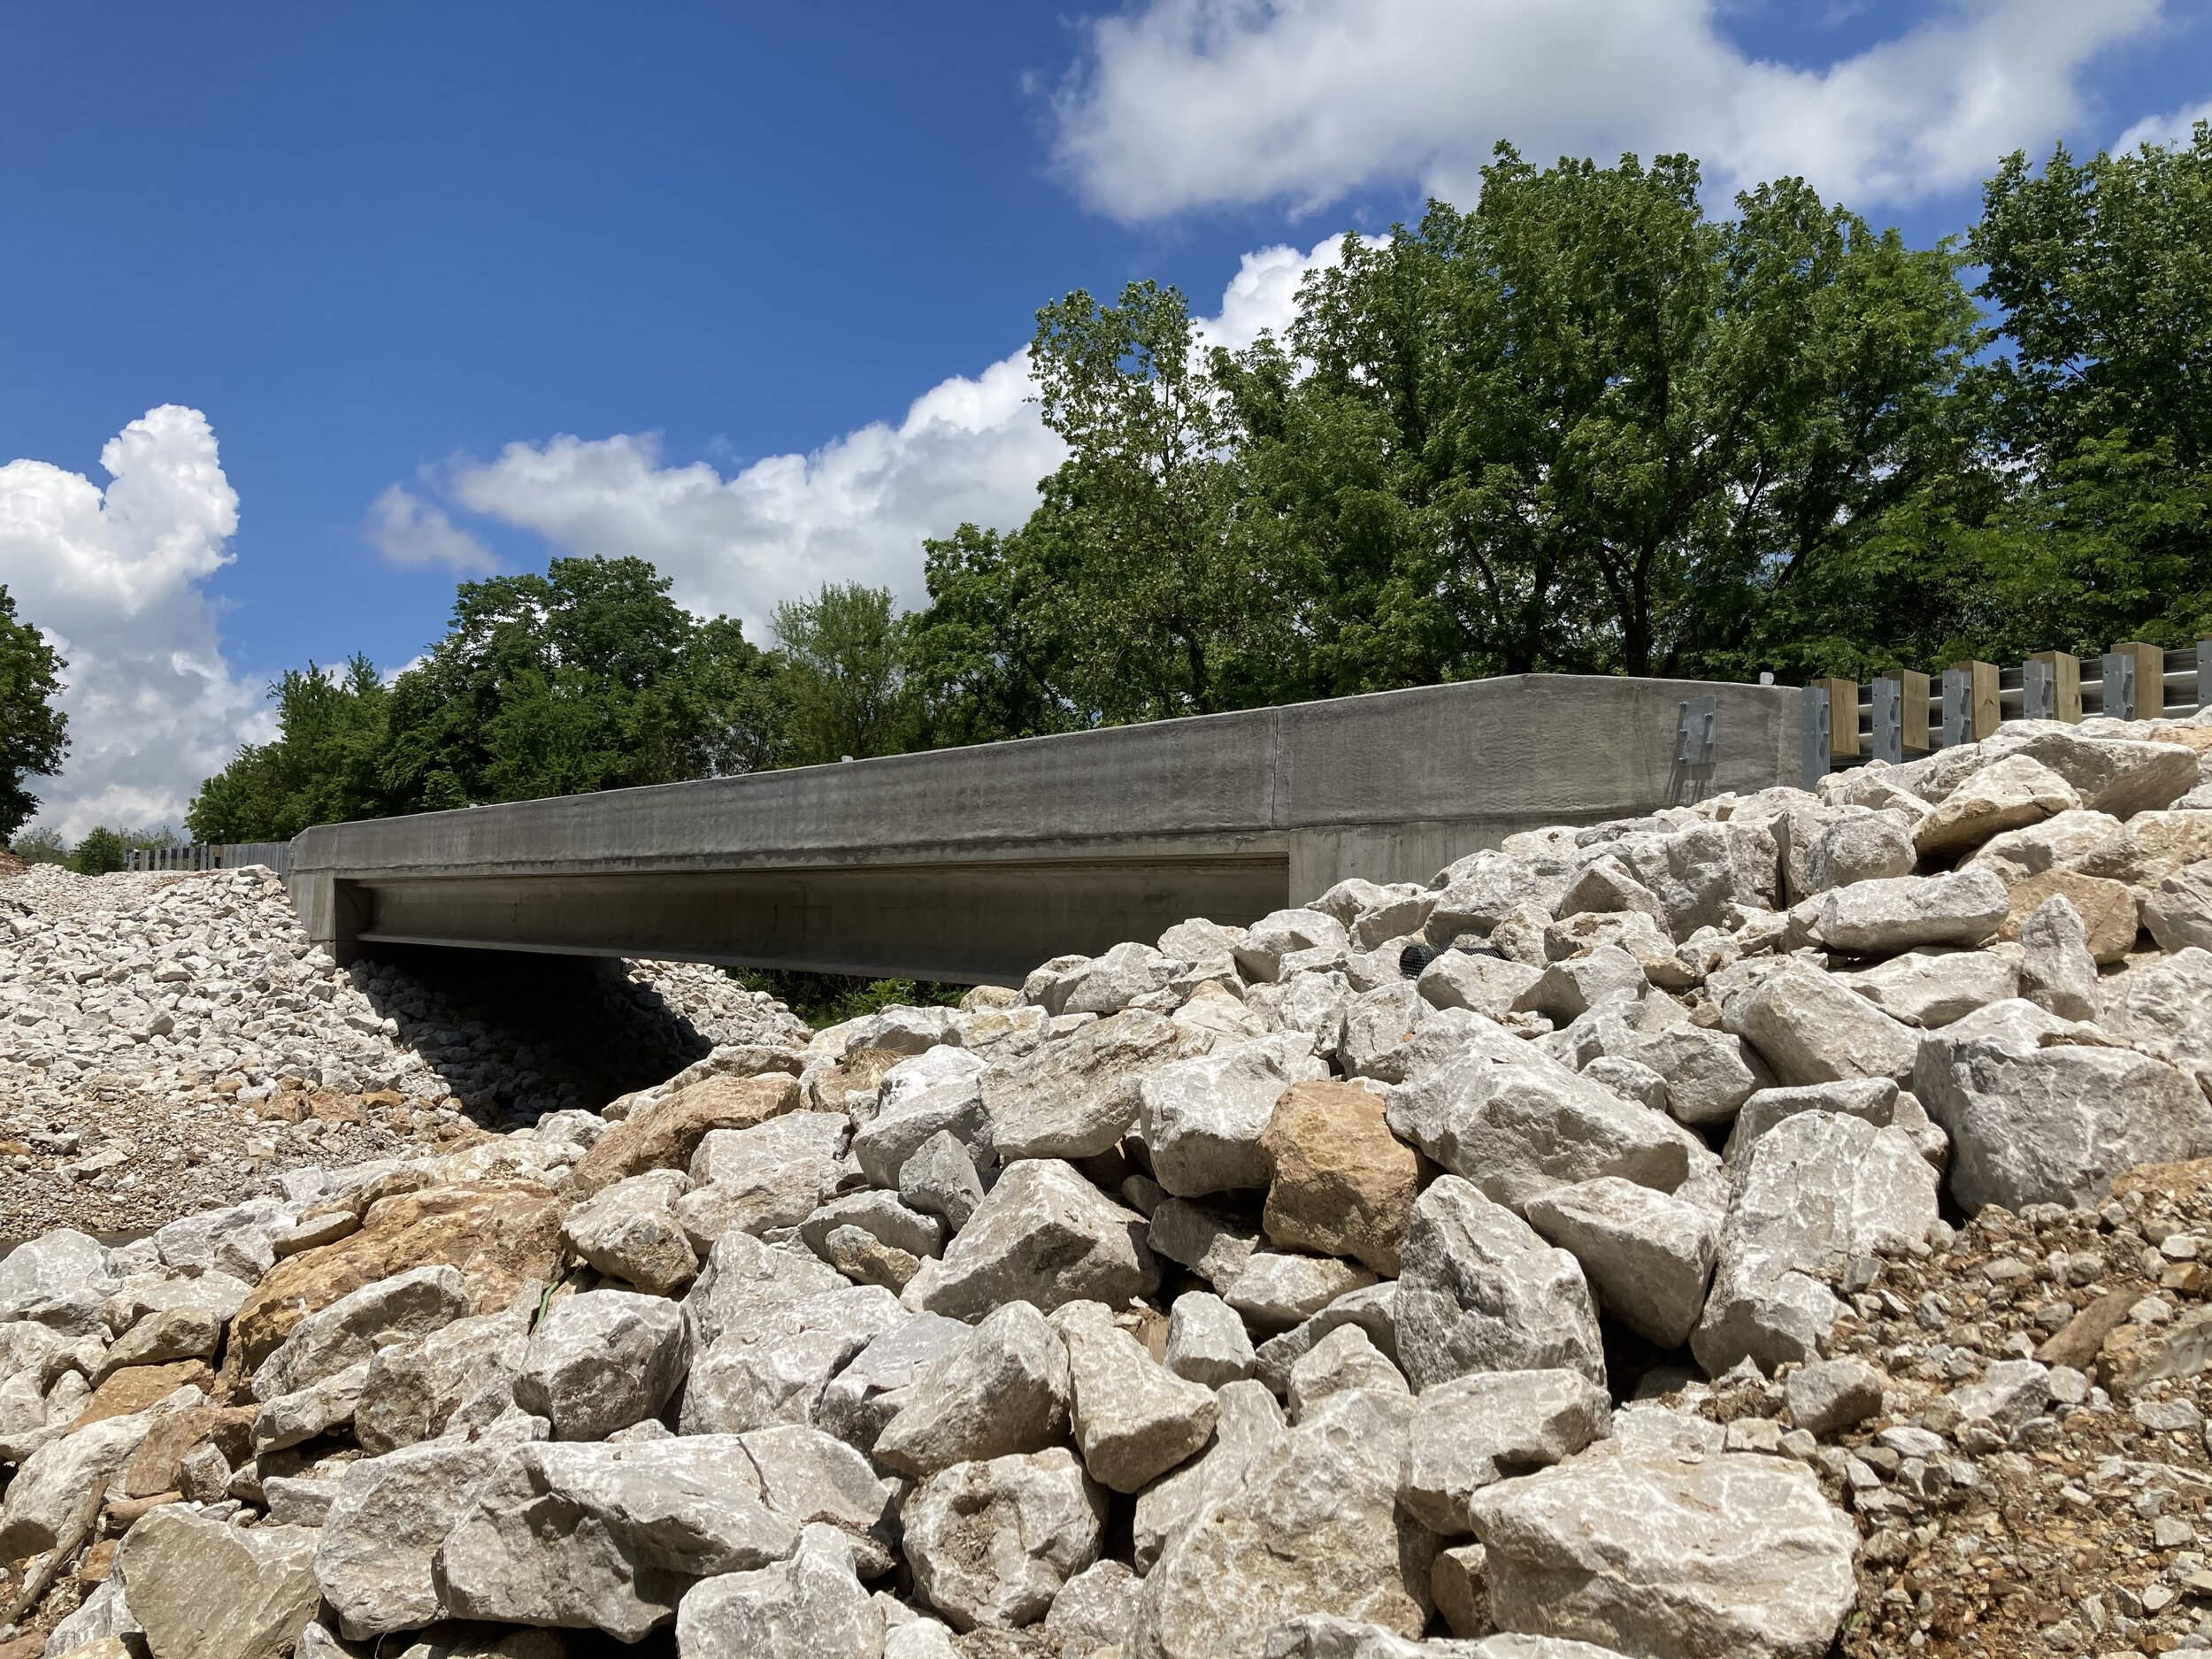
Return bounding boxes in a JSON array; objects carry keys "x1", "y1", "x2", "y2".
[
  {"x1": 230, "y1": 1181, "x2": 564, "y2": 1371},
  {"x1": 570, "y1": 1072, "x2": 803, "y2": 1196},
  {"x1": 1259, "y1": 1080, "x2": 1421, "y2": 1276}
]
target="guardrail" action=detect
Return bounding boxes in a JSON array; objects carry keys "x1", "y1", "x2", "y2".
[
  {"x1": 1801, "y1": 640, "x2": 2209, "y2": 787},
  {"x1": 126, "y1": 841, "x2": 293, "y2": 877}
]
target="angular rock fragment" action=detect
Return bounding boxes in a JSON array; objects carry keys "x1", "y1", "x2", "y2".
[
  {"x1": 902, "y1": 1448, "x2": 1106, "y2": 1632},
  {"x1": 1147, "y1": 1196, "x2": 1260, "y2": 1287},
  {"x1": 1285, "y1": 1324, "x2": 1408, "y2": 1420},
  {"x1": 984, "y1": 1009, "x2": 1179, "y2": 1160},
  {"x1": 1128, "y1": 1388, "x2": 1427, "y2": 1659},
  {"x1": 1784, "y1": 1358, "x2": 1885, "y2": 1438},
  {"x1": 902, "y1": 1158, "x2": 1157, "y2": 1321},
  {"x1": 1416, "y1": 952, "x2": 1542, "y2": 1024},
  {"x1": 1523, "y1": 1178, "x2": 1717, "y2": 1349},
  {"x1": 1314, "y1": 878, "x2": 1437, "y2": 951},
  {"x1": 872, "y1": 1301, "x2": 1071, "y2": 1479},
  {"x1": 813, "y1": 1312, "x2": 968, "y2": 1453},
  {"x1": 2147, "y1": 860, "x2": 2212, "y2": 953},
  {"x1": 1252, "y1": 1283, "x2": 1402, "y2": 1397},
  {"x1": 1912, "y1": 755, "x2": 2080, "y2": 858},
  {"x1": 1131, "y1": 1379, "x2": 1287, "y2": 1575},
  {"x1": 435, "y1": 1438, "x2": 796, "y2": 1640},
  {"x1": 898, "y1": 1130, "x2": 986, "y2": 1232},
  {"x1": 1386, "y1": 1017, "x2": 1705, "y2": 1210},
  {"x1": 1775, "y1": 803, "x2": 1916, "y2": 903},
  {"x1": 1050, "y1": 1299, "x2": 1217, "y2": 1492},
  {"x1": 675, "y1": 1525, "x2": 882, "y2": 1659},
  {"x1": 1916, "y1": 997, "x2": 2212, "y2": 1211},
  {"x1": 563, "y1": 1168, "x2": 699, "y2": 1295},
  {"x1": 1470, "y1": 1442, "x2": 1857, "y2": 1659},
  {"x1": 1818, "y1": 867, "x2": 2008, "y2": 956},
  {"x1": 1140, "y1": 1033, "x2": 1330, "y2": 1197},
  {"x1": 800, "y1": 1191, "x2": 946, "y2": 1263},
  {"x1": 115, "y1": 1506, "x2": 322, "y2": 1659},
  {"x1": 680, "y1": 1112, "x2": 849, "y2": 1242},
  {"x1": 315, "y1": 1440, "x2": 499, "y2": 1638},
  {"x1": 1394, "y1": 1177, "x2": 1604, "y2": 1391},
  {"x1": 680, "y1": 1282, "x2": 903, "y2": 1437},
  {"x1": 255, "y1": 1265, "x2": 472, "y2": 1402},
  {"x1": 1225, "y1": 1251, "x2": 1380, "y2": 1333},
  {"x1": 1693, "y1": 1111, "x2": 1937, "y2": 1374},
  {"x1": 1721, "y1": 962, "x2": 1917, "y2": 1085},
  {"x1": 572, "y1": 1072, "x2": 802, "y2": 1195},
  {"x1": 1399, "y1": 1367, "x2": 1611, "y2": 1534},
  {"x1": 1723, "y1": 1079, "x2": 1900, "y2": 1169},
  {"x1": 2017, "y1": 895, "x2": 2100, "y2": 1020},
  {"x1": 514, "y1": 1289, "x2": 688, "y2": 1441},
  {"x1": 1044, "y1": 1558, "x2": 1144, "y2": 1658},
  {"x1": 1236, "y1": 909, "x2": 1350, "y2": 983},
  {"x1": 1837, "y1": 949, "x2": 2019, "y2": 1028},
  {"x1": 1164, "y1": 1290, "x2": 1254, "y2": 1386},
  {"x1": 1512, "y1": 945, "x2": 1648, "y2": 1024}
]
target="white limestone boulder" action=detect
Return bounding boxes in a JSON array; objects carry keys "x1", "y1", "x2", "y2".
[
  {"x1": 1469, "y1": 1441, "x2": 1856, "y2": 1659},
  {"x1": 1139, "y1": 1033, "x2": 1331, "y2": 1197},
  {"x1": 902, "y1": 1448, "x2": 1107, "y2": 1632},
  {"x1": 900, "y1": 1158, "x2": 1158, "y2": 1321},
  {"x1": 1394, "y1": 1177, "x2": 1604, "y2": 1391},
  {"x1": 1693, "y1": 1111, "x2": 1937, "y2": 1374},
  {"x1": 1916, "y1": 995, "x2": 2212, "y2": 1211},
  {"x1": 1399, "y1": 1367, "x2": 1612, "y2": 1535},
  {"x1": 1050, "y1": 1298, "x2": 1218, "y2": 1492},
  {"x1": 1523, "y1": 1178, "x2": 1717, "y2": 1348}
]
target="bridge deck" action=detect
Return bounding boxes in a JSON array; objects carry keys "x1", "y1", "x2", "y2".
[{"x1": 288, "y1": 673, "x2": 1801, "y2": 984}]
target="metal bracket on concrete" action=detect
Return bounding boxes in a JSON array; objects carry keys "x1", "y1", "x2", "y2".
[
  {"x1": 1942, "y1": 665, "x2": 1973, "y2": 743},
  {"x1": 2101, "y1": 650, "x2": 2138, "y2": 721},
  {"x1": 1800, "y1": 685, "x2": 1831, "y2": 790},
  {"x1": 1870, "y1": 677, "x2": 1903, "y2": 764},
  {"x1": 1670, "y1": 695, "x2": 1717, "y2": 804}
]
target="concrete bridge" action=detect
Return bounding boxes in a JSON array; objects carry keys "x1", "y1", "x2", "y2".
[{"x1": 288, "y1": 673, "x2": 1801, "y2": 986}]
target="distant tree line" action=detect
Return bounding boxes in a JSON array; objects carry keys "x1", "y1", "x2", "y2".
[{"x1": 142, "y1": 126, "x2": 2212, "y2": 841}]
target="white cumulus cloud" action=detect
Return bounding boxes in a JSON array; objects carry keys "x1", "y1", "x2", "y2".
[
  {"x1": 0, "y1": 405, "x2": 265, "y2": 838},
  {"x1": 365, "y1": 484, "x2": 496, "y2": 573},
  {"x1": 431, "y1": 237, "x2": 1348, "y2": 635},
  {"x1": 2117, "y1": 96, "x2": 2212, "y2": 152},
  {"x1": 1049, "y1": 0, "x2": 2168, "y2": 221}
]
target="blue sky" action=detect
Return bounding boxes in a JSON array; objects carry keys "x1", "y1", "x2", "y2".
[{"x1": 3, "y1": 0, "x2": 2208, "y2": 833}]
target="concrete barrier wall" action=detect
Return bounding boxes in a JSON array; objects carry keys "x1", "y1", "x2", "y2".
[{"x1": 289, "y1": 672, "x2": 1801, "y2": 983}]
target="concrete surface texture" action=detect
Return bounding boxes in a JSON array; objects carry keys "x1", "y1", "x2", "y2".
[{"x1": 288, "y1": 673, "x2": 1801, "y2": 983}]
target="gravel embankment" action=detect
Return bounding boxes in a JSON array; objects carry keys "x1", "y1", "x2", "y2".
[{"x1": 0, "y1": 864, "x2": 802, "y2": 1244}]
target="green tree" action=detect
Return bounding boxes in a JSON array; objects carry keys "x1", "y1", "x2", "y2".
[
  {"x1": 1234, "y1": 147, "x2": 1980, "y2": 685},
  {"x1": 69, "y1": 826, "x2": 126, "y2": 875},
  {"x1": 1962, "y1": 122, "x2": 2212, "y2": 655},
  {"x1": 770, "y1": 582, "x2": 915, "y2": 765},
  {"x1": 381, "y1": 556, "x2": 778, "y2": 809},
  {"x1": 0, "y1": 585, "x2": 68, "y2": 840},
  {"x1": 188, "y1": 657, "x2": 393, "y2": 841},
  {"x1": 9, "y1": 826, "x2": 66, "y2": 864}
]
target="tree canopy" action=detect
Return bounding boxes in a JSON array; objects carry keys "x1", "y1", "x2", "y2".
[
  {"x1": 0, "y1": 585, "x2": 68, "y2": 841},
  {"x1": 187, "y1": 128, "x2": 2212, "y2": 845}
]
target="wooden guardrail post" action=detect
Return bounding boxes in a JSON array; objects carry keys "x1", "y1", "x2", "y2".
[
  {"x1": 2023, "y1": 651, "x2": 2080, "y2": 724},
  {"x1": 2103, "y1": 641, "x2": 2163, "y2": 720}
]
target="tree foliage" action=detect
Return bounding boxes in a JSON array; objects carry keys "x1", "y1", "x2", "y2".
[
  {"x1": 189, "y1": 557, "x2": 784, "y2": 839},
  {"x1": 185, "y1": 131, "x2": 2212, "y2": 844},
  {"x1": 0, "y1": 585, "x2": 68, "y2": 840}
]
